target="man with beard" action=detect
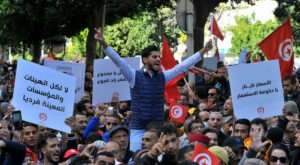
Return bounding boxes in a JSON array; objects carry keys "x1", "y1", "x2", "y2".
[
  {"x1": 142, "y1": 129, "x2": 159, "y2": 150},
  {"x1": 39, "y1": 134, "x2": 61, "y2": 165},
  {"x1": 95, "y1": 28, "x2": 212, "y2": 152},
  {"x1": 283, "y1": 75, "x2": 300, "y2": 110},
  {"x1": 109, "y1": 126, "x2": 133, "y2": 164},
  {"x1": 140, "y1": 125, "x2": 180, "y2": 165}
]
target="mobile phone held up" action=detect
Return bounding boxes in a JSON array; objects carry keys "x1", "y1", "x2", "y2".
[{"x1": 12, "y1": 111, "x2": 23, "y2": 130}]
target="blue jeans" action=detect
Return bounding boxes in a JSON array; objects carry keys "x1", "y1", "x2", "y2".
[{"x1": 130, "y1": 129, "x2": 145, "y2": 152}]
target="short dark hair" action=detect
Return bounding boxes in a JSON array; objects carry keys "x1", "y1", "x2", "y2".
[
  {"x1": 209, "y1": 87, "x2": 220, "y2": 95},
  {"x1": 187, "y1": 119, "x2": 203, "y2": 133},
  {"x1": 108, "y1": 112, "x2": 122, "y2": 123},
  {"x1": 87, "y1": 132, "x2": 103, "y2": 144},
  {"x1": 94, "y1": 151, "x2": 114, "y2": 163},
  {"x1": 38, "y1": 133, "x2": 58, "y2": 150},
  {"x1": 76, "y1": 100, "x2": 90, "y2": 112},
  {"x1": 250, "y1": 118, "x2": 268, "y2": 133},
  {"x1": 145, "y1": 121, "x2": 162, "y2": 131},
  {"x1": 178, "y1": 145, "x2": 195, "y2": 161},
  {"x1": 141, "y1": 45, "x2": 159, "y2": 58},
  {"x1": 283, "y1": 75, "x2": 297, "y2": 85},
  {"x1": 159, "y1": 124, "x2": 177, "y2": 137},
  {"x1": 235, "y1": 119, "x2": 250, "y2": 131},
  {"x1": 23, "y1": 122, "x2": 38, "y2": 130},
  {"x1": 202, "y1": 128, "x2": 218, "y2": 135},
  {"x1": 145, "y1": 129, "x2": 160, "y2": 140},
  {"x1": 195, "y1": 86, "x2": 208, "y2": 99}
]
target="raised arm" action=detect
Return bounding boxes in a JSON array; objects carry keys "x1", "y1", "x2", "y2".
[
  {"x1": 164, "y1": 40, "x2": 212, "y2": 83},
  {"x1": 95, "y1": 28, "x2": 136, "y2": 88}
]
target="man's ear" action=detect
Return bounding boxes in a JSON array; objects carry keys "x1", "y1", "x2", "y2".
[
  {"x1": 142, "y1": 57, "x2": 148, "y2": 64},
  {"x1": 41, "y1": 147, "x2": 46, "y2": 155}
]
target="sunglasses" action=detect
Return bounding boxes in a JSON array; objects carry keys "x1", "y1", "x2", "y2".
[
  {"x1": 208, "y1": 93, "x2": 216, "y2": 96},
  {"x1": 270, "y1": 156, "x2": 287, "y2": 163}
]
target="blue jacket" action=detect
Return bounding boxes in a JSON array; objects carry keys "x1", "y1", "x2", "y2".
[
  {"x1": 130, "y1": 70, "x2": 165, "y2": 129},
  {"x1": 3, "y1": 140, "x2": 26, "y2": 165},
  {"x1": 83, "y1": 116, "x2": 99, "y2": 139}
]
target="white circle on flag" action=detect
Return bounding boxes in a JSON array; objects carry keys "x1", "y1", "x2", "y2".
[
  {"x1": 171, "y1": 105, "x2": 183, "y2": 118},
  {"x1": 193, "y1": 153, "x2": 212, "y2": 165},
  {"x1": 279, "y1": 39, "x2": 293, "y2": 61}
]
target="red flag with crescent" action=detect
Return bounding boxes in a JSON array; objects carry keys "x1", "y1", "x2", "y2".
[
  {"x1": 192, "y1": 143, "x2": 220, "y2": 165},
  {"x1": 258, "y1": 18, "x2": 293, "y2": 79},
  {"x1": 169, "y1": 101, "x2": 188, "y2": 123}
]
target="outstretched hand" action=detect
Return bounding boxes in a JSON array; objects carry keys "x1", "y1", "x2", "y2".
[
  {"x1": 199, "y1": 39, "x2": 213, "y2": 56},
  {"x1": 94, "y1": 28, "x2": 108, "y2": 49},
  {"x1": 250, "y1": 127, "x2": 269, "y2": 152}
]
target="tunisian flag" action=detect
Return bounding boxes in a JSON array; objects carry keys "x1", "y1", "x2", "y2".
[
  {"x1": 169, "y1": 101, "x2": 189, "y2": 123},
  {"x1": 188, "y1": 66, "x2": 208, "y2": 75},
  {"x1": 192, "y1": 143, "x2": 220, "y2": 165},
  {"x1": 208, "y1": 15, "x2": 224, "y2": 41},
  {"x1": 160, "y1": 35, "x2": 185, "y2": 102},
  {"x1": 258, "y1": 18, "x2": 294, "y2": 79}
]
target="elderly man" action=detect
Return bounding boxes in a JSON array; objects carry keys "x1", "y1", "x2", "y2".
[{"x1": 95, "y1": 28, "x2": 212, "y2": 152}]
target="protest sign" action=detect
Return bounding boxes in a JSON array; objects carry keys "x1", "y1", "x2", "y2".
[
  {"x1": 228, "y1": 60, "x2": 284, "y2": 120},
  {"x1": 93, "y1": 57, "x2": 141, "y2": 105},
  {"x1": 44, "y1": 59, "x2": 85, "y2": 103},
  {"x1": 12, "y1": 59, "x2": 76, "y2": 133},
  {"x1": 204, "y1": 56, "x2": 218, "y2": 71}
]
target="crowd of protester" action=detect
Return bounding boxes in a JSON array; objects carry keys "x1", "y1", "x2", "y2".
[{"x1": 0, "y1": 39, "x2": 299, "y2": 165}]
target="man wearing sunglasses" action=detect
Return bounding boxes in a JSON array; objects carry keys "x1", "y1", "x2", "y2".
[{"x1": 95, "y1": 28, "x2": 213, "y2": 152}]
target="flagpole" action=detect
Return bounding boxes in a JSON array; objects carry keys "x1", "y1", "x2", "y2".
[{"x1": 183, "y1": 77, "x2": 191, "y2": 91}]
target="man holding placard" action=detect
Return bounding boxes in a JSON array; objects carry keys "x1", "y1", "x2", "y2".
[{"x1": 95, "y1": 28, "x2": 212, "y2": 152}]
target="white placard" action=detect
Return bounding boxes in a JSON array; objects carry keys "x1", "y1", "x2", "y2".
[
  {"x1": 12, "y1": 59, "x2": 76, "y2": 133},
  {"x1": 93, "y1": 57, "x2": 141, "y2": 105},
  {"x1": 204, "y1": 56, "x2": 218, "y2": 71},
  {"x1": 228, "y1": 60, "x2": 284, "y2": 120},
  {"x1": 44, "y1": 60, "x2": 85, "y2": 103}
]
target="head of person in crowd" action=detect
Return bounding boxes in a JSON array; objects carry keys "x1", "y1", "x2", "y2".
[
  {"x1": 76, "y1": 99, "x2": 94, "y2": 116},
  {"x1": 22, "y1": 123, "x2": 39, "y2": 151},
  {"x1": 244, "y1": 158, "x2": 267, "y2": 165},
  {"x1": 204, "y1": 73, "x2": 214, "y2": 84},
  {"x1": 73, "y1": 112, "x2": 88, "y2": 139},
  {"x1": 178, "y1": 92, "x2": 189, "y2": 107},
  {"x1": 285, "y1": 114, "x2": 297, "y2": 134},
  {"x1": 109, "y1": 126, "x2": 129, "y2": 152},
  {"x1": 222, "y1": 136, "x2": 246, "y2": 165},
  {"x1": 103, "y1": 141, "x2": 123, "y2": 163},
  {"x1": 130, "y1": 149, "x2": 149, "y2": 165},
  {"x1": 63, "y1": 148, "x2": 80, "y2": 162},
  {"x1": 208, "y1": 87, "x2": 220, "y2": 101},
  {"x1": 177, "y1": 79, "x2": 185, "y2": 94},
  {"x1": 118, "y1": 101, "x2": 130, "y2": 115},
  {"x1": 267, "y1": 127, "x2": 284, "y2": 144},
  {"x1": 208, "y1": 146, "x2": 229, "y2": 165},
  {"x1": 160, "y1": 124, "x2": 180, "y2": 159},
  {"x1": 198, "y1": 102, "x2": 208, "y2": 111},
  {"x1": 178, "y1": 145, "x2": 195, "y2": 162},
  {"x1": 268, "y1": 143, "x2": 290, "y2": 165},
  {"x1": 106, "y1": 112, "x2": 123, "y2": 132},
  {"x1": 81, "y1": 91, "x2": 92, "y2": 103},
  {"x1": 87, "y1": 132, "x2": 103, "y2": 144},
  {"x1": 141, "y1": 45, "x2": 160, "y2": 74},
  {"x1": 223, "y1": 98, "x2": 233, "y2": 116},
  {"x1": 197, "y1": 110, "x2": 210, "y2": 125},
  {"x1": 233, "y1": 118, "x2": 250, "y2": 140},
  {"x1": 24, "y1": 152, "x2": 36, "y2": 165},
  {"x1": 142, "y1": 129, "x2": 159, "y2": 150},
  {"x1": 194, "y1": 86, "x2": 208, "y2": 104},
  {"x1": 95, "y1": 103, "x2": 109, "y2": 126},
  {"x1": 217, "y1": 67, "x2": 228, "y2": 79},
  {"x1": 0, "y1": 121, "x2": 10, "y2": 141},
  {"x1": 202, "y1": 128, "x2": 218, "y2": 146},
  {"x1": 189, "y1": 134, "x2": 210, "y2": 148},
  {"x1": 187, "y1": 119, "x2": 205, "y2": 136},
  {"x1": 222, "y1": 116, "x2": 234, "y2": 136},
  {"x1": 38, "y1": 125, "x2": 50, "y2": 137},
  {"x1": 207, "y1": 112, "x2": 223, "y2": 133},
  {"x1": 250, "y1": 118, "x2": 268, "y2": 137},
  {"x1": 145, "y1": 120, "x2": 162, "y2": 131},
  {"x1": 85, "y1": 71, "x2": 93, "y2": 81},
  {"x1": 40, "y1": 133, "x2": 61, "y2": 165},
  {"x1": 282, "y1": 75, "x2": 297, "y2": 95},
  {"x1": 283, "y1": 101, "x2": 299, "y2": 116},
  {"x1": 94, "y1": 151, "x2": 115, "y2": 165}
]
